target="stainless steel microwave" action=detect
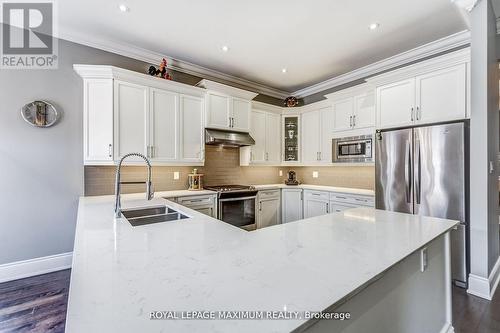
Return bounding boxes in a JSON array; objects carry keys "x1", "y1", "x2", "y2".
[{"x1": 332, "y1": 135, "x2": 373, "y2": 163}]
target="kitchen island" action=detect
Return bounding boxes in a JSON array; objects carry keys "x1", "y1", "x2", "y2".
[{"x1": 66, "y1": 193, "x2": 457, "y2": 333}]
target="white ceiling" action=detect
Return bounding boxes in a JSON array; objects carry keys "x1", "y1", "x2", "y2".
[{"x1": 58, "y1": 0, "x2": 467, "y2": 95}]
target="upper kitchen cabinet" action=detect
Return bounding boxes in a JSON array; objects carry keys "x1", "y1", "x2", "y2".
[
  {"x1": 241, "y1": 102, "x2": 281, "y2": 166},
  {"x1": 324, "y1": 83, "x2": 375, "y2": 136},
  {"x1": 197, "y1": 79, "x2": 258, "y2": 132},
  {"x1": 367, "y1": 48, "x2": 470, "y2": 130},
  {"x1": 74, "y1": 64, "x2": 206, "y2": 166},
  {"x1": 300, "y1": 103, "x2": 334, "y2": 164}
]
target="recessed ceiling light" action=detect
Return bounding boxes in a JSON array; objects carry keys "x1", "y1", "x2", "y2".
[
  {"x1": 221, "y1": 45, "x2": 229, "y2": 52},
  {"x1": 281, "y1": 68, "x2": 287, "y2": 73},
  {"x1": 369, "y1": 23, "x2": 380, "y2": 30},
  {"x1": 118, "y1": 4, "x2": 129, "y2": 12}
]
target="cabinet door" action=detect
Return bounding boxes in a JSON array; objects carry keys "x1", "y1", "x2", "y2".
[
  {"x1": 319, "y1": 106, "x2": 334, "y2": 163},
  {"x1": 377, "y1": 78, "x2": 415, "y2": 129},
  {"x1": 301, "y1": 110, "x2": 320, "y2": 164},
  {"x1": 231, "y1": 97, "x2": 251, "y2": 132},
  {"x1": 266, "y1": 112, "x2": 281, "y2": 164},
  {"x1": 149, "y1": 88, "x2": 178, "y2": 162},
  {"x1": 206, "y1": 93, "x2": 230, "y2": 129},
  {"x1": 415, "y1": 64, "x2": 466, "y2": 125},
  {"x1": 257, "y1": 198, "x2": 280, "y2": 229},
  {"x1": 282, "y1": 189, "x2": 303, "y2": 223},
  {"x1": 329, "y1": 202, "x2": 357, "y2": 213},
  {"x1": 180, "y1": 95, "x2": 204, "y2": 162},
  {"x1": 332, "y1": 97, "x2": 353, "y2": 132},
  {"x1": 83, "y1": 79, "x2": 113, "y2": 163},
  {"x1": 114, "y1": 80, "x2": 148, "y2": 161},
  {"x1": 250, "y1": 110, "x2": 267, "y2": 163},
  {"x1": 353, "y1": 92, "x2": 375, "y2": 129},
  {"x1": 304, "y1": 198, "x2": 329, "y2": 218}
]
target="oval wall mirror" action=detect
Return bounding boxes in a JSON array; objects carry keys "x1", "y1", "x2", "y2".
[{"x1": 21, "y1": 100, "x2": 59, "y2": 128}]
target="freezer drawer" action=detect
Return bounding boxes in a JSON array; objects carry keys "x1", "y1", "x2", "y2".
[{"x1": 450, "y1": 224, "x2": 467, "y2": 287}]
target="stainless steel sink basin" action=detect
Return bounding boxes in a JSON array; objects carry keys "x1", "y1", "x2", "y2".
[{"x1": 121, "y1": 206, "x2": 188, "y2": 227}]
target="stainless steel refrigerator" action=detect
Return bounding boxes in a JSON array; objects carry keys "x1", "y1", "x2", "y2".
[{"x1": 375, "y1": 121, "x2": 468, "y2": 287}]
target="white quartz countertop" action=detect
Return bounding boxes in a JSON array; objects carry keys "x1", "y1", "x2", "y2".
[
  {"x1": 66, "y1": 193, "x2": 456, "y2": 333},
  {"x1": 252, "y1": 184, "x2": 375, "y2": 196}
]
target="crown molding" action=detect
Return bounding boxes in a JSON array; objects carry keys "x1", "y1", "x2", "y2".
[
  {"x1": 291, "y1": 30, "x2": 471, "y2": 98},
  {"x1": 59, "y1": 28, "x2": 290, "y2": 99}
]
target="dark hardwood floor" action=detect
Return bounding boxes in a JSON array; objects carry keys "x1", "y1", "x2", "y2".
[
  {"x1": 0, "y1": 269, "x2": 498, "y2": 332},
  {"x1": 0, "y1": 270, "x2": 70, "y2": 333}
]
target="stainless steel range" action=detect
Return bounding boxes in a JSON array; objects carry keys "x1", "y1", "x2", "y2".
[{"x1": 204, "y1": 185, "x2": 258, "y2": 231}]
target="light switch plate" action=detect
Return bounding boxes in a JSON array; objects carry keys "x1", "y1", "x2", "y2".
[
  {"x1": 312, "y1": 171, "x2": 319, "y2": 178},
  {"x1": 420, "y1": 247, "x2": 428, "y2": 272},
  {"x1": 173, "y1": 172, "x2": 180, "y2": 180}
]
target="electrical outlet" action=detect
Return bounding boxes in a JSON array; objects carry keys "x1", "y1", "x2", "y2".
[
  {"x1": 173, "y1": 172, "x2": 180, "y2": 180},
  {"x1": 279, "y1": 170, "x2": 283, "y2": 177},
  {"x1": 420, "y1": 247, "x2": 428, "y2": 272},
  {"x1": 312, "y1": 171, "x2": 319, "y2": 178}
]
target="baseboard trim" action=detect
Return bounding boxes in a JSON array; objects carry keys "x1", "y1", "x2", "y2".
[
  {"x1": 0, "y1": 252, "x2": 73, "y2": 283},
  {"x1": 439, "y1": 322, "x2": 455, "y2": 333},
  {"x1": 467, "y1": 256, "x2": 500, "y2": 300}
]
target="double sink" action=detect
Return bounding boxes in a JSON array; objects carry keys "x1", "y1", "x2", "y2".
[{"x1": 121, "y1": 205, "x2": 188, "y2": 227}]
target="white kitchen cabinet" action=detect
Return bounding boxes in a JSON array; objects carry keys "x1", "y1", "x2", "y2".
[
  {"x1": 149, "y1": 88, "x2": 178, "y2": 162},
  {"x1": 197, "y1": 80, "x2": 257, "y2": 133},
  {"x1": 248, "y1": 109, "x2": 281, "y2": 165},
  {"x1": 332, "y1": 98, "x2": 353, "y2": 132},
  {"x1": 114, "y1": 80, "x2": 149, "y2": 161},
  {"x1": 75, "y1": 64, "x2": 206, "y2": 166},
  {"x1": 415, "y1": 63, "x2": 466, "y2": 124},
  {"x1": 179, "y1": 95, "x2": 204, "y2": 162},
  {"x1": 329, "y1": 192, "x2": 374, "y2": 214},
  {"x1": 303, "y1": 190, "x2": 330, "y2": 218},
  {"x1": 369, "y1": 51, "x2": 470, "y2": 129},
  {"x1": 82, "y1": 79, "x2": 114, "y2": 164},
  {"x1": 257, "y1": 190, "x2": 281, "y2": 229},
  {"x1": 329, "y1": 202, "x2": 358, "y2": 213},
  {"x1": 282, "y1": 188, "x2": 303, "y2": 223},
  {"x1": 250, "y1": 110, "x2": 267, "y2": 163},
  {"x1": 301, "y1": 110, "x2": 321, "y2": 164},
  {"x1": 206, "y1": 92, "x2": 230, "y2": 129},
  {"x1": 301, "y1": 106, "x2": 333, "y2": 164},
  {"x1": 325, "y1": 84, "x2": 375, "y2": 136},
  {"x1": 173, "y1": 194, "x2": 217, "y2": 218}
]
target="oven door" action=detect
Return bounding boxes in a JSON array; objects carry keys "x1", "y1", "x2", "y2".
[{"x1": 218, "y1": 196, "x2": 256, "y2": 231}]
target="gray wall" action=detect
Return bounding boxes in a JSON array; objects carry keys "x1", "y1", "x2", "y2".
[
  {"x1": 0, "y1": 33, "x2": 282, "y2": 265},
  {"x1": 469, "y1": 0, "x2": 500, "y2": 280}
]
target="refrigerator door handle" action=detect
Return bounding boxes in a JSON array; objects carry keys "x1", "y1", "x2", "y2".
[
  {"x1": 416, "y1": 139, "x2": 421, "y2": 204},
  {"x1": 405, "y1": 140, "x2": 412, "y2": 203}
]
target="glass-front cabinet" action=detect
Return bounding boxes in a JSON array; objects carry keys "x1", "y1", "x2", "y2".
[{"x1": 283, "y1": 116, "x2": 299, "y2": 162}]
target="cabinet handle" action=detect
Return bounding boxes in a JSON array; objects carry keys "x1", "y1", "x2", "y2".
[
  {"x1": 327, "y1": 202, "x2": 329, "y2": 213},
  {"x1": 319, "y1": 152, "x2": 322, "y2": 160},
  {"x1": 265, "y1": 152, "x2": 269, "y2": 161},
  {"x1": 411, "y1": 107, "x2": 414, "y2": 122},
  {"x1": 349, "y1": 115, "x2": 353, "y2": 127},
  {"x1": 416, "y1": 106, "x2": 420, "y2": 120},
  {"x1": 108, "y1": 144, "x2": 112, "y2": 158},
  {"x1": 353, "y1": 115, "x2": 356, "y2": 127},
  {"x1": 259, "y1": 202, "x2": 262, "y2": 211}
]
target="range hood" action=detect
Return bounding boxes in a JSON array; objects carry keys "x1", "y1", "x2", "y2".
[{"x1": 205, "y1": 129, "x2": 255, "y2": 147}]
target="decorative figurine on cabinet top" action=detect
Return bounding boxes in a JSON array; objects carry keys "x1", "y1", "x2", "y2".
[
  {"x1": 148, "y1": 58, "x2": 173, "y2": 80},
  {"x1": 284, "y1": 96, "x2": 299, "y2": 107}
]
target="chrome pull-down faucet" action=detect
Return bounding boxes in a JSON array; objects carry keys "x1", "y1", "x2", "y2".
[{"x1": 114, "y1": 153, "x2": 154, "y2": 218}]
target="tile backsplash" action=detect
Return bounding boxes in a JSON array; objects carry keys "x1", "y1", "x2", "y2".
[{"x1": 84, "y1": 145, "x2": 375, "y2": 196}]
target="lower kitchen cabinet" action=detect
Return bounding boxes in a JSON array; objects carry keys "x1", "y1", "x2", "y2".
[
  {"x1": 256, "y1": 190, "x2": 281, "y2": 229},
  {"x1": 303, "y1": 190, "x2": 329, "y2": 218},
  {"x1": 282, "y1": 188, "x2": 303, "y2": 223},
  {"x1": 329, "y1": 192, "x2": 374, "y2": 213},
  {"x1": 168, "y1": 194, "x2": 217, "y2": 218},
  {"x1": 329, "y1": 202, "x2": 358, "y2": 213}
]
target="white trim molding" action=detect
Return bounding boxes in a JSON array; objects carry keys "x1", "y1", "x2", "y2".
[
  {"x1": 451, "y1": 0, "x2": 480, "y2": 12},
  {"x1": 292, "y1": 30, "x2": 470, "y2": 98},
  {"x1": 0, "y1": 252, "x2": 73, "y2": 283},
  {"x1": 60, "y1": 28, "x2": 289, "y2": 99},
  {"x1": 467, "y1": 256, "x2": 500, "y2": 300}
]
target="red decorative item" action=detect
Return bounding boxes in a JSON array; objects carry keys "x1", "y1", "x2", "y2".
[
  {"x1": 148, "y1": 58, "x2": 173, "y2": 80},
  {"x1": 284, "y1": 96, "x2": 299, "y2": 107}
]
